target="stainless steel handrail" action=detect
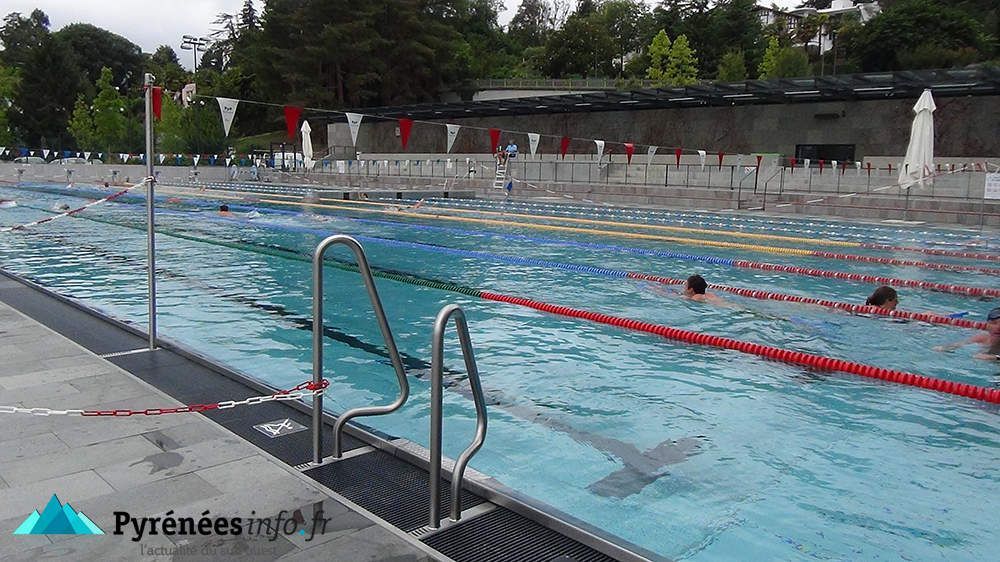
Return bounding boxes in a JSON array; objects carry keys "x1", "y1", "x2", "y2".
[
  {"x1": 429, "y1": 304, "x2": 488, "y2": 528},
  {"x1": 312, "y1": 235, "x2": 409, "y2": 463}
]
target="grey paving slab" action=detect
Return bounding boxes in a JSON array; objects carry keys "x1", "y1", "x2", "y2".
[
  {"x1": 142, "y1": 420, "x2": 221, "y2": 451},
  {"x1": 0, "y1": 435, "x2": 162, "y2": 487},
  {"x1": 0, "y1": 469, "x2": 114, "y2": 521},
  {"x1": 0, "y1": 362, "x2": 117, "y2": 389},
  {"x1": 95, "y1": 436, "x2": 259, "y2": 490},
  {"x1": 5, "y1": 534, "x2": 177, "y2": 562},
  {"x1": 0, "y1": 432, "x2": 70, "y2": 464}
]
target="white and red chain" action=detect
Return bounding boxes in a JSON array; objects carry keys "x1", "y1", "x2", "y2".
[
  {"x1": 0, "y1": 379, "x2": 328, "y2": 417},
  {"x1": 0, "y1": 177, "x2": 151, "y2": 233}
]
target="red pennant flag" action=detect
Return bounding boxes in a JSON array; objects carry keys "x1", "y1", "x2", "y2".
[
  {"x1": 489, "y1": 128, "x2": 501, "y2": 154},
  {"x1": 718, "y1": 151, "x2": 724, "y2": 170},
  {"x1": 841, "y1": 161, "x2": 847, "y2": 175},
  {"x1": 887, "y1": 163, "x2": 893, "y2": 174},
  {"x1": 560, "y1": 136, "x2": 570, "y2": 159},
  {"x1": 284, "y1": 106, "x2": 302, "y2": 139},
  {"x1": 675, "y1": 148, "x2": 682, "y2": 169},
  {"x1": 398, "y1": 118, "x2": 414, "y2": 150},
  {"x1": 755, "y1": 154, "x2": 762, "y2": 168},
  {"x1": 819, "y1": 159, "x2": 825, "y2": 174},
  {"x1": 867, "y1": 162, "x2": 872, "y2": 175},
  {"x1": 151, "y1": 86, "x2": 163, "y2": 120},
  {"x1": 624, "y1": 143, "x2": 634, "y2": 165},
  {"x1": 789, "y1": 157, "x2": 797, "y2": 173},
  {"x1": 950, "y1": 163, "x2": 955, "y2": 172}
]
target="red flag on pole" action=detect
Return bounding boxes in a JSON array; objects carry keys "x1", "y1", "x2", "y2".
[
  {"x1": 675, "y1": 148, "x2": 682, "y2": 169},
  {"x1": 284, "y1": 106, "x2": 302, "y2": 139},
  {"x1": 819, "y1": 159, "x2": 825, "y2": 174},
  {"x1": 624, "y1": 143, "x2": 634, "y2": 165},
  {"x1": 867, "y1": 162, "x2": 872, "y2": 175},
  {"x1": 398, "y1": 118, "x2": 414, "y2": 150},
  {"x1": 489, "y1": 128, "x2": 501, "y2": 154},
  {"x1": 841, "y1": 161, "x2": 847, "y2": 175},
  {"x1": 151, "y1": 86, "x2": 163, "y2": 120},
  {"x1": 755, "y1": 154, "x2": 762, "y2": 168},
  {"x1": 560, "y1": 136, "x2": 570, "y2": 159},
  {"x1": 718, "y1": 151, "x2": 724, "y2": 170},
  {"x1": 789, "y1": 157, "x2": 797, "y2": 172}
]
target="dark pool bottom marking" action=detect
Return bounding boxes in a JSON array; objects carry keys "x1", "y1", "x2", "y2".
[{"x1": 18, "y1": 205, "x2": 703, "y2": 498}]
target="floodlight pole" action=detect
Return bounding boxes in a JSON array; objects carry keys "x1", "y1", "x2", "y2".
[{"x1": 144, "y1": 72, "x2": 157, "y2": 349}]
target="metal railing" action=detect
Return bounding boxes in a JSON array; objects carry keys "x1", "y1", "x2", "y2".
[
  {"x1": 428, "y1": 304, "x2": 488, "y2": 528},
  {"x1": 311, "y1": 235, "x2": 409, "y2": 463},
  {"x1": 472, "y1": 77, "x2": 658, "y2": 90}
]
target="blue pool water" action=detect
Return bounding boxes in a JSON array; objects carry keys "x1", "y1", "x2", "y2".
[{"x1": 1, "y1": 183, "x2": 998, "y2": 560}]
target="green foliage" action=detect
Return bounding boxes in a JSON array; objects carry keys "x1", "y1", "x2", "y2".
[
  {"x1": 507, "y1": 0, "x2": 552, "y2": 50},
  {"x1": 645, "y1": 30, "x2": 671, "y2": 81},
  {"x1": 758, "y1": 36, "x2": 779, "y2": 79},
  {"x1": 91, "y1": 67, "x2": 127, "y2": 154},
  {"x1": 10, "y1": 33, "x2": 81, "y2": 147},
  {"x1": 543, "y1": 8, "x2": 615, "y2": 78},
  {"x1": 599, "y1": 0, "x2": 650, "y2": 76},
  {"x1": 771, "y1": 47, "x2": 811, "y2": 78},
  {"x1": 68, "y1": 97, "x2": 96, "y2": 149},
  {"x1": 0, "y1": 65, "x2": 20, "y2": 144},
  {"x1": 664, "y1": 34, "x2": 699, "y2": 86},
  {"x1": 0, "y1": 10, "x2": 50, "y2": 67},
  {"x1": 850, "y1": 0, "x2": 992, "y2": 71},
  {"x1": 53, "y1": 24, "x2": 143, "y2": 93},
  {"x1": 146, "y1": 45, "x2": 190, "y2": 91},
  {"x1": 716, "y1": 50, "x2": 746, "y2": 82}
]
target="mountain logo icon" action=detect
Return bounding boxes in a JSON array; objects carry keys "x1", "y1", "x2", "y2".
[{"x1": 13, "y1": 494, "x2": 104, "y2": 535}]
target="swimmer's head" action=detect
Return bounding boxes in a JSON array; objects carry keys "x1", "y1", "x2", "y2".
[
  {"x1": 219, "y1": 204, "x2": 230, "y2": 212},
  {"x1": 685, "y1": 274, "x2": 707, "y2": 296},
  {"x1": 865, "y1": 286, "x2": 898, "y2": 311},
  {"x1": 987, "y1": 307, "x2": 1000, "y2": 334}
]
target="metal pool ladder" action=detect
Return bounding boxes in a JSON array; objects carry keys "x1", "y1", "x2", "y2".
[
  {"x1": 311, "y1": 234, "x2": 409, "y2": 463},
  {"x1": 428, "y1": 304, "x2": 488, "y2": 529}
]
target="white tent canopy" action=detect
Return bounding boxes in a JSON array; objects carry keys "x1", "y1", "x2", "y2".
[
  {"x1": 898, "y1": 89, "x2": 936, "y2": 189},
  {"x1": 300, "y1": 120, "x2": 315, "y2": 170}
]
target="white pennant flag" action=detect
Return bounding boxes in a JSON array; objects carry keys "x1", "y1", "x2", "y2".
[
  {"x1": 30, "y1": 150, "x2": 36, "y2": 156},
  {"x1": 346, "y1": 112, "x2": 364, "y2": 146},
  {"x1": 123, "y1": 154, "x2": 130, "y2": 163},
  {"x1": 594, "y1": 139, "x2": 605, "y2": 158},
  {"x1": 84, "y1": 151, "x2": 91, "y2": 160},
  {"x1": 647, "y1": 146, "x2": 658, "y2": 159},
  {"x1": 698, "y1": 150, "x2": 707, "y2": 171},
  {"x1": 856, "y1": 161, "x2": 862, "y2": 175},
  {"x1": 97, "y1": 152, "x2": 103, "y2": 159},
  {"x1": 216, "y1": 97, "x2": 239, "y2": 137},
  {"x1": 0, "y1": 147, "x2": 5, "y2": 157},
  {"x1": 446, "y1": 124, "x2": 460, "y2": 153},
  {"x1": 803, "y1": 158, "x2": 811, "y2": 170},
  {"x1": 43, "y1": 149, "x2": 50, "y2": 158},
  {"x1": 832, "y1": 159, "x2": 838, "y2": 171},
  {"x1": 446, "y1": 158, "x2": 453, "y2": 170},
  {"x1": 225, "y1": 157, "x2": 232, "y2": 166},
  {"x1": 193, "y1": 155, "x2": 201, "y2": 166},
  {"x1": 528, "y1": 132, "x2": 540, "y2": 156},
  {"x1": 77, "y1": 152, "x2": 82, "y2": 158},
  {"x1": 158, "y1": 154, "x2": 166, "y2": 164}
]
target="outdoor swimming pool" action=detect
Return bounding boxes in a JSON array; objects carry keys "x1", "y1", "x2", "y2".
[{"x1": 1, "y1": 182, "x2": 997, "y2": 560}]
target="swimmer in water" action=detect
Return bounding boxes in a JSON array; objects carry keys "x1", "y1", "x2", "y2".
[
  {"x1": 53, "y1": 203, "x2": 71, "y2": 212},
  {"x1": 682, "y1": 274, "x2": 727, "y2": 305},
  {"x1": 0, "y1": 199, "x2": 17, "y2": 209},
  {"x1": 385, "y1": 198, "x2": 425, "y2": 213},
  {"x1": 934, "y1": 307, "x2": 1000, "y2": 360},
  {"x1": 865, "y1": 286, "x2": 898, "y2": 311},
  {"x1": 218, "y1": 204, "x2": 232, "y2": 216}
]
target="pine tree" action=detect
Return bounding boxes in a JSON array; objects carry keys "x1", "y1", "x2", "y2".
[
  {"x1": 758, "y1": 36, "x2": 779, "y2": 79},
  {"x1": 0, "y1": 65, "x2": 18, "y2": 144},
  {"x1": 645, "y1": 30, "x2": 671, "y2": 82},
  {"x1": 68, "y1": 97, "x2": 96, "y2": 150},
  {"x1": 716, "y1": 50, "x2": 746, "y2": 82},
  {"x1": 91, "y1": 67, "x2": 126, "y2": 155},
  {"x1": 239, "y1": 0, "x2": 259, "y2": 31},
  {"x1": 665, "y1": 34, "x2": 699, "y2": 86}
]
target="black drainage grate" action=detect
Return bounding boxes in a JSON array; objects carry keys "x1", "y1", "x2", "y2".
[
  {"x1": 423, "y1": 507, "x2": 619, "y2": 562},
  {"x1": 304, "y1": 451, "x2": 485, "y2": 532}
]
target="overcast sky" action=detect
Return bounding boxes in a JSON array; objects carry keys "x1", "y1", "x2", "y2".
[{"x1": 3, "y1": 0, "x2": 804, "y2": 69}]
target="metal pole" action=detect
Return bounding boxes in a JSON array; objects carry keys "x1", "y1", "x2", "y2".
[{"x1": 143, "y1": 73, "x2": 157, "y2": 350}]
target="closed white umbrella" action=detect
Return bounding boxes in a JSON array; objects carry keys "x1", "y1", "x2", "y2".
[
  {"x1": 300, "y1": 120, "x2": 315, "y2": 170},
  {"x1": 898, "y1": 89, "x2": 935, "y2": 189}
]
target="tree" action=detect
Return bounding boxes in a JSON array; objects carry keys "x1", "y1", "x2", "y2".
[
  {"x1": 10, "y1": 34, "x2": 81, "y2": 147},
  {"x1": 53, "y1": 24, "x2": 144, "y2": 94},
  {"x1": 772, "y1": 47, "x2": 811, "y2": 77},
  {"x1": 716, "y1": 50, "x2": 746, "y2": 81},
  {"x1": 645, "y1": 30, "x2": 671, "y2": 82},
  {"x1": 145, "y1": 45, "x2": 189, "y2": 91},
  {"x1": 68, "y1": 97, "x2": 96, "y2": 150},
  {"x1": 850, "y1": 0, "x2": 991, "y2": 71},
  {"x1": 508, "y1": 0, "x2": 553, "y2": 50},
  {"x1": 543, "y1": 6, "x2": 615, "y2": 77},
  {"x1": 0, "y1": 65, "x2": 19, "y2": 144},
  {"x1": 665, "y1": 34, "x2": 699, "y2": 86},
  {"x1": 702, "y1": 0, "x2": 763, "y2": 81},
  {"x1": 599, "y1": 0, "x2": 650, "y2": 76},
  {"x1": 0, "y1": 10, "x2": 50, "y2": 67},
  {"x1": 758, "y1": 36, "x2": 779, "y2": 78},
  {"x1": 91, "y1": 67, "x2": 127, "y2": 155}
]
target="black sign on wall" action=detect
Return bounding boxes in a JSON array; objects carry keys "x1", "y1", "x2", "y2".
[{"x1": 795, "y1": 144, "x2": 856, "y2": 162}]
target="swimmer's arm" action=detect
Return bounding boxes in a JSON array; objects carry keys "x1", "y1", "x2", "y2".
[
  {"x1": 933, "y1": 335, "x2": 984, "y2": 352},
  {"x1": 972, "y1": 352, "x2": 1000, "y2": 361}
]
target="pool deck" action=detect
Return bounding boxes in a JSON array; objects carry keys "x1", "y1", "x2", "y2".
[{"x1": 0, "y1": 298, "x2": 440, "y2": 561}]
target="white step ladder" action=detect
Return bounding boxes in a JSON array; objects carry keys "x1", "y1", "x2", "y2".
[{"x1": 492, "y1": 162, "x2": 508, "y2": 190}]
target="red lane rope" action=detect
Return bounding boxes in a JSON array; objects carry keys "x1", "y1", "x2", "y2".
[
  {"x1": 860, "y1": 243, "x2": 1000, "y2": 262},
  {"x1": 731, "y1": 259, "x2": 1000, "y2": 298},
  {"x1": 477, "y1": 291, "x2": 1000, "y2": 405},
  {"x1": 808, "y1": 250, "x2": 1000, "y2": 275},
  {"x1": 625, "y1": 272, "x2": 988, "y2": 330}
]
